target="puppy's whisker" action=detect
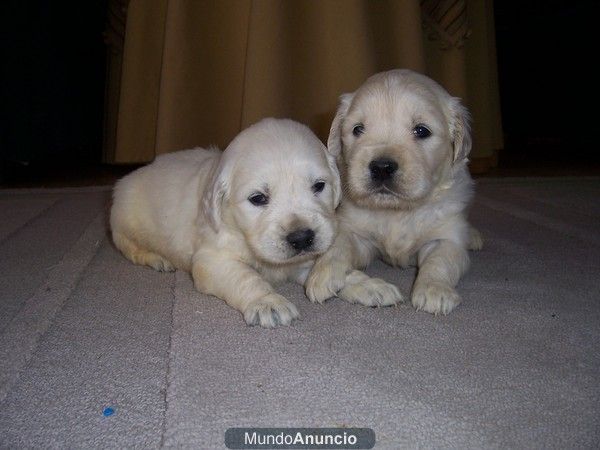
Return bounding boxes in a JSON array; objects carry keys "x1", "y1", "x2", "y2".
[{"x1": 380, "y1": 185, "x2": 402, "y2": 198}]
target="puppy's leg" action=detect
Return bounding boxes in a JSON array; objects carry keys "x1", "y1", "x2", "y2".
[
  {"x1": 337, "y1": 270, "x2": 403, "y2": 306},
  {"x1": 192, "y1": 251, "x2": 299, "y2": 328},
  {"x1": 112, "y1": 231, "x2": 175, "y2": 272},
  {"x1": 306, "y1": 229, "x2": 402, "y2": 306},
  {"x1": 468, "y1": 225, "x2": 484, "y2": 251},
  {"x1": 305, "y1": 229, "x2": 366, "y2": 303},
  {"x1": 411, "y1": 240, "x2": 469, "y2": 315}
]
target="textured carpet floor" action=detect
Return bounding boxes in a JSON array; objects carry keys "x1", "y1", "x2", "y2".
[{"x1": 0, "y1": 178, "x2": 599, "y2": 449}]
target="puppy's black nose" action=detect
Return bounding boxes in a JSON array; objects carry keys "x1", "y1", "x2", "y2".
[
  {"x1": 286, "y1": 228, "x2": 315, "y2": 251},
  {"x1": 369, "y1": 158, "x2": 398, "y2": 183}
]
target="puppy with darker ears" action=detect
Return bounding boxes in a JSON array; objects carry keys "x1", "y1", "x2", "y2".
[{"x1": 307, "y1": 69, "x2": 482, "y2": 315}]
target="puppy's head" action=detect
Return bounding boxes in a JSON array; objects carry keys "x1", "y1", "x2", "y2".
[
  {"x1": 203, "y1": 118, "x2": 341, "y2": 265},
  {"x1": 328, "y1": 69, "x2": 471, "y2": 210}
]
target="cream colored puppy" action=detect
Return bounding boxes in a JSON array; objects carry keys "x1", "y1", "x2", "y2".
[
  {"x1": 306, "y1": 69, "x2": 482, "y2": 315},
  {"x1": 111, "y1": 118, "x2": 341, "y2": 327}
]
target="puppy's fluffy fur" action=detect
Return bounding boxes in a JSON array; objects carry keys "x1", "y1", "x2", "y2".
[
  {"x1": 111, "y1": 118, "x2": 341, "y2": 327},
  {"x1": 306, "y1": 69, "x2": 482, "y2": 314}
]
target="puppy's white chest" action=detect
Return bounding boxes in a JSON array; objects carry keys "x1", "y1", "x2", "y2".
[
  {"x1": 253, "y1": 259, "x2": 313, "y2": 285},
  {"x1": 379, "y1": 227, "x2": 419, "y2": 267},
  {"x1": 369, "y1": 212, "x2": 424, "y2": 268}
]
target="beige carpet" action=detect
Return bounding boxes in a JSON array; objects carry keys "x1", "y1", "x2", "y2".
[{"x1": 1, "y1": 178, "x2": 599, "y2": 448}]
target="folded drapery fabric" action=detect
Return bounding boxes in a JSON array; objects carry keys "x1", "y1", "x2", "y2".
[
  {"x1": 104, "y1": 0, "x2": 502, "y2": 173},
  {"x1": 421, "y1": 0, "x2": 471, "y2": 49}
]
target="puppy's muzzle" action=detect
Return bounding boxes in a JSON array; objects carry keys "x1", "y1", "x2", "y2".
[
  {"x1": 286, "y1": 228, "x2": 315, "y2": 252},
  {"x1": 369, "y1": 158, "x2": 398, "y2": 186}
]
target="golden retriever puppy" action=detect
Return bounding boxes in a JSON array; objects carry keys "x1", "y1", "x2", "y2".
[
  {"x1": 111, "y1": 118, "x2": 341, "y2": 327},
  {"x1": 306, "y1": 69, "x2": 482, "y2": 315}
]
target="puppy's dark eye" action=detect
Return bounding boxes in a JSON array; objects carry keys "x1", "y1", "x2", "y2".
[
  {"x1": 312, "y1": 181, "x2": 326, "y2": 194},
  {"x1": 352, "y1": 123, "x2": 365, "y2": 137},
  {"x1": 248, "y1": 193, "x2": 269, "y2": 206},
  {"x1": 413, "y1": 124, "x2": 432, "y2": 139}
]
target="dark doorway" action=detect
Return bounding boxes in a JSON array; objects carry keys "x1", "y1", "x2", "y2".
[
  {"x1": 1, "y1": 1, "x2": 108, "y2": 183},
  {"x1": 493, "y1": 0, "x2": 597, "y2": 172}
]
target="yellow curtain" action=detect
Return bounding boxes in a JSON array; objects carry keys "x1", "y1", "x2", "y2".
[{"x1": 104, "y1": 0, "x2": 502, "y2": 172}]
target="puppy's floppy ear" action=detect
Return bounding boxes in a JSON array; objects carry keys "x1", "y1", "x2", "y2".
[
  {"x1": 321, "y1": 142, "x2": 342, "y2": 208},
  {"x1": 327, "y1": 93, "x2": 354, "y2": 158},
  {"x1": 201, "y1": 150, "x2": 232, "y2": 232},
  {"x1": 449, "y1": 97, "x2": 472, "y2": 163}
]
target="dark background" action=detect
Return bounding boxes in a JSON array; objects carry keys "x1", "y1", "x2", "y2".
[
  {"x1": 0, "y1": 1, "x2": 108, "y2": 182},
  {"x1": 493, "y1": 0, "x2": 596, "y2": 168},
  {"x1": 0, "y1": 1, "x2": 597, "y2": 185}
]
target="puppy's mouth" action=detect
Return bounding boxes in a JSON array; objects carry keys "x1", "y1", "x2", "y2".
[
  {"x1": 371, "y1": 183, "x2": 402, "y2": 197},
  {"x1": 265, "y1": 247, "x2": 322, "y2": 266},
  {"x1": 364, "y1": 160, "x2": 429, "y2": 204},
  {"x1": 364, "y1": 178, "x2": 411, "y2": 201},
  {"x1": 345, "y1": 151, "x2": 434, "y2": 209},
  {"x1": 348, "y1": 179, "x2": 428, "y2": 210},
  {"x1": 286, "y1": 239, "x2": 324, "y2": 261},
  {"x1": 255, "y1": 238, "x2": 324, "y2": 266},
  {"x1": 288, "y1": 248, "x2": 320, "y2": 260}
]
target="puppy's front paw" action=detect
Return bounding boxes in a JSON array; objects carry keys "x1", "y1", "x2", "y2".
[
  {"x1": 338, "y1": 277, "x2": 404, "y2": 307},
  {"x1": 468, "y1": 226, "x2": 484, "y2": 251},
  {"x1": 411, "y1": 282, "x2": 460, "y2": 315},
  {"x1": 243, "y1": 294, "x2": 300, "y2": 328},
  {"x1": 137, "y1": 251, "x2": 175, "y2": 272},
  {"x1": 305, "y1": 261, "x2": 347, "y2": 304},
  {"x1": 149, "y1": 258, "x2": 175, "y2": 272}
]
